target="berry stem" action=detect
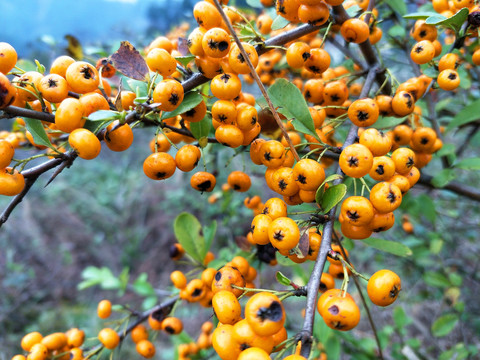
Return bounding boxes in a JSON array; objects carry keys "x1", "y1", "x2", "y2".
[{"x1": 210, "y1": 0, "x2": 301, "y2": 162}]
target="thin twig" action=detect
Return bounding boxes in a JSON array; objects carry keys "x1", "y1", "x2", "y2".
[
  {"x1": 84, "y1": 296, "x2": 178, "y2": 359},
  {"x1": 211, "y1": 0, "x2": 301, "y2": 161},
  {"x1": 299, "y1": 64, "x2": 380, "y2": 358}
]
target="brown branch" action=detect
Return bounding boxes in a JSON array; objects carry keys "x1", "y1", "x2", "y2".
[
  {"x1": 2, "y1": 106, "x2": 55, "y2": 123},
  {"x1": 0, "y1": 175, "x2": 39, "y2": 228},
  {"x1": 418, "y1": 173, "x2": 480, "y2": 202},
  {"x1": 299, "y1": 64, "x2": 380, "y2": 358}
]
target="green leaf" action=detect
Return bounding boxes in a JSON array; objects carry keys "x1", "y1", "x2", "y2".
[
  {"x1": 448, "y1": 272, "x2": 463, "y2": 287},
  {"x1": 416, "y1": 194, "x2": 436, "y2": 223},
  {"x1": 458, "y1": 66, "x2": 471, "y2": 90},
  {"x1": 267, "y1": 78, "x2": 318, "y2": 140},
  {"x1": 393, "y1": 307, "x2": 411, "y2": 328},
  {"x1": 454, "y1": 157, "x2": 480, "y2": 170},
  {"x1": 403, "y1": 12, "x2": 439, "y2": 20},
  {"x1": 423, "y1": 271, "x2": 450, "y2": 288},
  {"x1": 34, "y1": 59, "x2": 46, "y2": 75},
  {"x1": 388, "y1": 0, "x2": 407, "y2": 15},
  {"x1": 190, "y1": 114, "x2": 212, "y2": 140},
  {"x1": 431, "y1": 313, "x2": 459, "y2": 337},
  {"x1": 271, "y1": 15, "x2": 290, "y2": 31},
  {"x1": 88, "y1": 110, "x2": 120, "y2": 121},
  {"x1": 435, "y1": 143, "x2": 455, "y2": 157},
  {"x1": 426, "y1": 8, "x2": 469, "y2": 32},
  {"x1": 276, "y1": 271, "x2": 292, "y2": 286},
  {"x1": 425, "y1": 14, "x2": 447, "y2": 24},
  {"x1": 174, "y1": 212, "x2": 205, "y2": 264},
  {"x1": 318, "y1": 184, "x2": 347, "y2": 213},
  {"x1": 246, "y1": 0, "x2": 262, "y2": 8},
  {"x1": 429, "y1": 238, "x2": 444, "y2": 254},
  {"x1": 142, "y1": 296, "x2": 158, "y2": 310},
  {"x1": 133, "y1": 273, "x2": 156, "y2": 296},
  {"x1": 175, "y1": 55, "x2": 195, "y2": 67},
  {"x1": 126, "y1": 78, "x2": 148, "y2": 97},
  {"x1": 324, "y1": 174, "x2": 343, "y2": 183},
  {"x1": 372, "y1": 116, "x2": 406, "y2": 130},
  {"x1": 77, "y1": 278, "x2": 102, "y2": 291},
  {"x1": 388, "y1": 25, "x2": 406, "y2": 38},
  {"x1": 361, "y1": 238, "x2": 413, "y2": 257},
  {"x1": 24, "y1": 117, "x2": 54, "y2": 150},
  {"x1": 324, "y1": 334, "x2": 341, "y2": 360},
  {"x1": 431, "y1": 168, "x2": 457, "y2": 188},
  {"x1": 446, "y1": 98, "x2": 480, "y2": 131},
  {"x1": 162, "y1": 91, "x2": 203, "y2": 119},
  {"x1": 203, "y1": 220, "x2": 217, "y2": 259}
]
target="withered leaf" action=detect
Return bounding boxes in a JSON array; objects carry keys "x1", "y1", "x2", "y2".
[
  {"x1": 110, "y1": 41, "x2": 149, "y2": 81},
  {"x1": 65, "y1": 35, "x2": 83, "y2": 60},
  {"x1": 297, "y1": 227, "x2": 310, "y2": 257},
  {"x1": 177, "y1": 37, "x2": 189, "y2": 56}
]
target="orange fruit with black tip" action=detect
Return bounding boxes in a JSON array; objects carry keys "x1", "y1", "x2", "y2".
[{"x1": 367, "y1": 269, "x2": 402, "y2": 306}]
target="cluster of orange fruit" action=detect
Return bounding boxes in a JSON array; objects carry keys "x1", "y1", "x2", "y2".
[{"x1": 13, "y1": 329, "x2": 85, "y2": 360}]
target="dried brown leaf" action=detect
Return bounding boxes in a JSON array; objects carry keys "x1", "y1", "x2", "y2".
[
  {"x1": 110, "y1": 41, "x2": 149, "y2": 81},
  {"x1": 65, "y1": 35, "x2": 83, "y2": 60}
]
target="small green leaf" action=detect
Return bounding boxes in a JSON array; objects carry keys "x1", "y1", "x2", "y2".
[
  {"x1": 324, "y1": 334, "x2": 341, "y2": 360},
  {"x1": 24, "y1": 117, "x2": 54, "y2": 150},
  {"x1": 175, "y1": 55, "x2": 195, "y2": 67},
  {"x1": 448, "y1": 273, "x2": 463, "y2": 287},
  {"x1": 174, "y1": 212, "x2": 205, "y2": 264},
  {"x1": 403, "y1": 12, "x2": 439, "y2": 20},
  {"x1": 34, "y1": 59, "x2": 46, "y2": 75},
  {"x1": 435, "y1": 143, "x2": 455, "y2": 157},
  {"x1": 276, "y1": 271, "x2": 292, "y2": 286},
  {"x1": 423, "y1": 271, "x2": 450, "y2": 288},
  {"x1": 372, "y1": 116, "x2": 406, "y2": 130},
  {"x1": 446, "y1": 98, "x2": 480, "y2": 131},
  {"x1": 319, "y1": 184, "x2": 347, "y2": 213},
  {"x1": 431, "y1": 168, "x2": 457, "y2": 188},
  {"x1": 142, "y1": 296, "x2": 158, "y2": 310},
  {"x1": 388, "y1": 0, "x2": 407, "y2": 15},
  {"x1": 324, "y1": 174, "x2": 343, "y2": 183},
  {"x1": 267, "y1": 78, "x2": 318, "y2": 140},
  {"x1": 429, "y1": 238, "x2": 444, "y2": 254},
  {"x1": 189, "y1": 114, "x2": 212, "y2": 140},
  {"x1": 77, "y1": 278, "x2": 102, "y2": 291},
  {"x1": 126, "y1": 78, "x2": 148, "y2": 97},
  {"x1": 162, "y1": 91, "x2": 203, "y2": 119},
  {"x1": 393, "y1": 307, "x2": 412, "y2": 328},
  {"x1": 271, "y1": 15, "x2": 290, "y2": 31},
  {"x1": 388, "y1": 25, "x2": 406, "y2": 38},
  {"x1": 203, "y1": 220, "x2": 217, "y2": 259},
  {"x1": 416, "y1": 194, "x2": 436, "y2": 223},
  {"x1": 361, "y1": 238, "x2": 413, "y2": 257},
  {"x1": 431, "y1": 313, "x2": 459, "y2": 337},
  {"x1": 458, "y1": 66, "x2": 471, "y2": 90},
  {"x1": 88, "y1": 110, "x2": 120, "y2": 121},
  {"x1": 454, "y1": 157, "x2": 480, "y2": 170},
  {"x1": 133, "y1": 273, "x2": 156, "y2": 296}
]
